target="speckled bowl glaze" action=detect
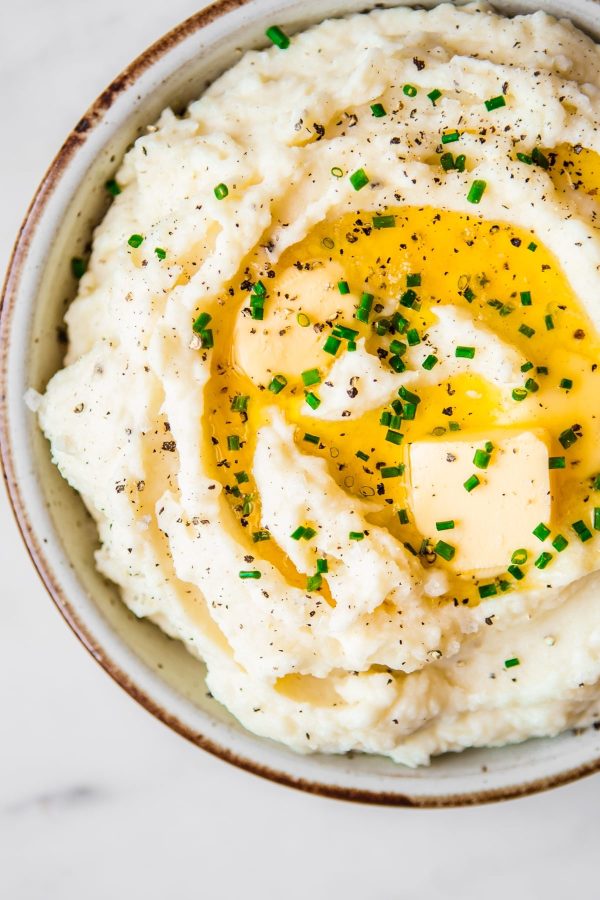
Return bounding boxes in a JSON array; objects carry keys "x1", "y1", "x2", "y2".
[{"x1": 3, "y1": 0, "x2": 600, "y2": 806}]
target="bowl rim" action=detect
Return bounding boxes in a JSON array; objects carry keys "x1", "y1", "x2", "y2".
[{"x1": 3, "y1": 0, "x2": 600, "y2": 808}]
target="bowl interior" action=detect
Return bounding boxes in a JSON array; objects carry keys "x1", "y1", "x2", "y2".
[{"x1": 5, "y1": 0, "x2": 600, "y2": 804}]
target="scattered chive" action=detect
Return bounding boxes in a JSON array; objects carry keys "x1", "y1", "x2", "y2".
[
  {"x1": 484, "y1": 441, "x2": 494, "y2": 453},
  {"x1": 332, "y1": 325, "x2": 359, "y2": 340},
  {"x1": 381, "y1": 466, "x2": 403, "y2": 478},
  {"x1": 454, "y1": 154, "x2": 466, "y2": 172},
  {"x1": 392, "y1": 312, "x2": 409, "y2": 333},
  {"x1": 531, "y1": 146, "x2": 549, "y2": 169},
  {"x1": 558, "y1": 426, "x2": 578, "y2": 449},
  {"x1": 307, "y1": 574, "x2": 322, "y2": 592},
  {"x1": 399, "y1": 386, "x2": 420, "y2": 405},
  {"x1": 422, "y1": 354, "x2": 438, "y2": 370},
  {"x1": 331, "y1": 166, "x2": 344, "y2": 178},
  {"x1": 398, "y1": 508, "x2": 410, "y2": 525},
  {"x1": 518, "y1": 324, "x2": 535, "y2": 339},
  {"x1": 427, "y1": 88, "x2": 442, "y2": 105},
  {"x1": 521, "y1": 362, "x2": 534, "y2": 372},
  {"x1": 463, "y1": 286, "x2": 475, "y2": 303},
  {"x1": 239, "y1": 570, "x2": 261, "y2": 579},
  {"x1": 227, "y1": 435, "x2": 240, "y2": 451},
  {"x1": 349, "y1": 168, "x2": 369, "y2": 191},
  {"x1": 303, "y1": 433, "x2": 319, "y2": 445},
  {"x1": 552, "y1": 534, "x2": 568, "y2": 552},
  {"x1": 301, "y1": 368, "x2": 320, "y2": 387},
  {"x1": 572, "y1": 519, "x2": 593, "y2": 542},
  {"x1": 511, "y1": 549, "x2": 528, "y2": 565},
  {"x1": 105, "y1": 178, "x2": 121, "y2": 196},
  {"x1": 231, "y1": 394, "x2": 249, "y2": 413},
  {"x1": 291, "y1": 526, "x2": 306, "y2": 540},
  {"x1": 406, "y1": 273, "x2": 421, "y2": 288},
  {"x1": 265, "y1": 24, "x2": 290, "y2": 48},
  {"x1": 537, "y1": 366, "x2": 549, "y2": 375},
  {"x1": 508, "y1": 565, "x2": 525, "y2": 581},
  {"x1": 533, "y1": 522, "x2": 551, "y2": 541},
  {"x1": 71, "y1": 257, "x2": 86, "y2": 279},
  {"x1": 402, "y1": 402, "x2": 417, "y2": 420},
  {"x1": 473, "y1": 449, "x2": 490, "y2": 469},
  {"x1": 436, "y1": 520, "x2": 455, "y2": 531},
  {"x1": 128, "y1": 233, "x2": 143, "y2": 248},
  {"x1": 389, "y1": 339, "x2": 407, "y2": 356},
  {"x1": 403, "y1": 84, "x2": 418, "y2": 97},
  {"x1": 512, "y1": 388, "x2": 528, "y2": 402},
  {"x1": 455, "y1": 345, "x2": 475, "y2": 359},
  {"x1": 441, "y1": 130, "x2": 460, "y2": 144},
  {"x1": 504, "y1": 657, "x2": 520, "y2": 669},
  {"x1": 485, "y1": 95, "x2": 506, "y2": 111},
  {"x1": 400, "y1": 288, "x2": 418, "y2": 308},
  {"x1": 234, "y1": 471, "x2": 249, "y2": 485},
  {"x1": 525, "y1": 378, "x2": 539, "y2": 393},
  {"x1": 349, "y1": 531, "x2": 365, "y2": 541},
  {"x1": 549, "y1": 456, "x2": 565, "y2": 469},
  {"x1": 213, "y1": 183, "x2": 229, "y2": 200},
  {"x1": 305, "y1": 391, "x2": 320, "y2": 410},
  {"x1": 380, "y1": 411, "x2": 392, "y2": 427},
  {"x1": 316, "y1": 558, "x2": 328, "y2": 574},
  {"x1": 467, "y1": 180, "x2": 486, "y2": 204},
  {"x1": 338, "y1": 280, "x2": 350, "y2": 295},
  {"x1": 559, "y1": 378, "x2": 573, "y2": 391},
  {"x1": 199, "y1": 329, "x2": 213, "y2": 349},
  {"x1": 440, "y1": 152, "x2": 455, "y2": 171},
  {"x1": 520, "y1": 290, "x2": 532, "y2": 306},
  {"x1": 370, "y1": 102, "x2": 386, "y2": 117},
  {"x1": 154, "y1": 247, "x2": 166, "y2": 260},
  {"x1": 356, "y1": 450, "x2": 370, "y2": 461},
  {"x1": 373, "y1": 214, "x2": 395, "y2": 229},
  {"x1": 252, "y1": 530, "x2": 270, "y2": 543},
  {"x1": 535, "y1": 551, "x2": 553, "y2": 569},
  {"x1": 323, "y1": 335, "x2": 341, "y2": 356},
  {"x1": 406, "y1": 328, "x2": 421, "y2": 346},
  {"x1": 595, "y1": 508, "x2": 600, "y2": 531},
  {"x1": 434, "y1": 540, "x2": 455, "y2": 561},
  {"x1": 449, "y1": 421, "x2": 461, "y2": 431},
  {"x1": 528, "y1": 241, "x2": 538, "y2": 252},
  {"x1": 303, "y1": 527, "x2": 317, "y2": 541},
  {"x1": 478, "y1": 582, "x2": 498, "y2": 599},
  {"x1": 193, "y1": 312, "x2": 212, "y2": 333},
  {"x1": 545, "y1": 314, "x2": 554, "y2": 331},
  {"x1": 516, "y1": 152, "x2": 532, "y2": 164},
  {"x1": 385, "y1": 429, "x2": 404, "y2": 445},
  {"x1": 268, "y1": 374, "x2": 287, "y2": 394},
  {"x1": 464, "y1": 474, "x2": 480, "y2": 492}
]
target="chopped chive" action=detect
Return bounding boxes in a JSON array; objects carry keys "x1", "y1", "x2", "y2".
[
  {"x1": 105, "y1": 178, "x2": 121, "y2": 196},
  {"x1": 331, "y1": 166, "x2": 344, "y2": 178},
  {"x1": 572, "y1": 519, "x2": 593, "y2": 542},
  {"x1": 381, "y1": 466, "x2": 403, "y2": 479},
  {"x1": 467, "y1": 180, "x2": 486, "y2": 204},
  {"x1": 399, "y1": 386, "x2": 420, "y2": 405},
  {"x1": 250, "y1": 306, "x2": 264, "y2": 321},
  {"x1": 449, "y1": 421, "x2": 461, "y2": 431},
  {"x1": 71, "y1": 257, "x2": 86, "y2": 279},
  {"x1": 297, "y1": 312, "x2": 310, "y2": 327},
  {"x1": 473, "y1": 449, "x2": 490, "y2": 469},
  {"x1": 455, "y1": 345, "x2": 475, "y2": 359},
  {"x1": 227, "y1": 435, "x2": 240, "y2": 451},
  {"x1": 504, "y1": 657, "x2": 520, "y2": 669},
  {"x1": 528, "y1": 242, "x2": 538, "y2": 252},
  {"x1": 234, "y1": 471, "x2": 249, "y2": 485},
  {"x1": 464, "y1": 474, "x2": 480, "y2": 492},
  {"x1": 559, "y1": 378, "x2": 573, "y2": 391},
  {"x1": 356, "y1": 450, "x2": 370, "y2": 461},
  {"x1": 595, "y1": 508, "x2": 600, "y2": 531},
  {"x1": 422, "y1": 354, "x2": 438, "y2": 370},
  {"x1": 533, "y1": 522, "x2": 550, "y2": 541},
  {"x1": 516, "y1": 152, "x2": 532, "y2": 164},
  {"x1": 374, "y1": 318, "x2": 391, "y2": 337},
  {"x1": 512, "y1": 388, "x2": 528, "y2": 402},
  {"x1": 485, "y1": 95, "x2": 506, "y2": 111},
  {"x1": 214, "y1": 183, "x2": 229, "y2": 200},
  {"x1": 427, "y1": 88, "x2": 442, "y2": 105},
  {"x1": 265, "y1": 24, "x2": 290, "y2": 48},
  {"x1": 531, "y1": 147, "x2": 549, "y2": 169},
  {"x1": 535, "y1": 551, "x2": 553, "y2": 569},
  {"x1": 239, "y1": 570, "x2": 261, "y2": 579},
  {"x1": 484, "y1": 441, "x2": 494, "y2": 453},
  {"x1": 478, "y1": 582, "x2": 498, "y2": 599},
  {"x1": 406, "y1": 273, "x2": 421, "y2": 287},
  {"x1": 398, "y1": 508, "x2": 410, "y2": 525},
  {"x1": 268, "y1": 374, "x2": 287, "y2": 394},
  {"x1": 370, "y1": 102, "x2": 386, "y2": 117},
  {"x1": 389, "y1": 339, "x2": 407, "y2": 356},
  {"x1": 392, "y1": 312, "x2": 409, "y2": 333},
  {"x1": 252, "y1": 530, "x2": 271, "y2": 543},
  {"x1": 193, "y1": 313, "x2": 212, "y2": 334},
  {"x1": 154, "y1": 247, "x2": 166, "y2": 260},
  {"x1": 520, "y1": 290, "x2": 532, "y2": 306},
  {"x1": 549, "y1": 456, "x2": 565, "y2": 469},
  {"x1": 406, "y1": 328, "x2": 421, "y2": 346},
  {"x1": 385, "y1": 429, "x2": 404, "y2": 445},
  {"x1": 545, "y1": 314, "x2": 554, "y2": 331},
  {"x1": 380, "y1": 411, "x2": 392, "y2": 427},
  {"x1": 403, "y1": 84, "x2": 418, "y2": 97},
  {"x1": 525, "y1": 378, "x2": 539, "y2": 393},
  {"x1": 323, "y1": 335, "x2": 341, "y2": 356},
  {"x1": 454, "y1": 154, "x2": 466, "y2": 172},
  {"x1": 511, "y1": 549, "x2": 528, "y2": 565},
  {"x1": 440, "y1": 152, "x2": 455, "y2": 171},
  {"x1": 301, "y1": 368, "x2": 320, "y2": 387},
  {"x1": 302, "y1": 527, "x2": 317, "y2": 541},
  {"x1": 305, "y1": 391, "x2": 320, "y2": 410},
  {"x1": 199, "y1": 329, "x2": 213, "y2": 349},
  {"x1": 400, "y1": 288, "x2": 418, "y2": 308},
  {"x1": 508, "y1": 565, "x2": 525, "y2": 581},
  {"x1": 316, "y1": 558, "x2": 328, "y2": 574},
  {"x1": 521, "y1": 361, "x2": 534, "y2": 372},
  {"x1": 307, "y1": 574, "x2": 322, "y2": 592},
  {"x1": 558, "y1": 426, "x2": 578, "y2": 449},
  {"x1": 402, "y1": 401, "x2": 417, "y2": 420},
  {"x1": 332, "y1": 325, "x2": 359, "y2": 340},
  {"x1": 435, "y1": 540, "x2": 455, "y2": 561},
  {"x1": 373, "y1": 214, "x2": 396, "y2": 229},
  {"x1": 303, "y1": 433, "x2": 319, "y2": 445},
  {"x1": 463, "y1": 286, "x2": 475, "y2": 303},
  {"x1": 231, "y1": 394, "x2": 249, "y2": 413},
  {"x1": 252, "y1": 281, "x2": 267, "y2": 296},
  {"x1": 337, "y1": 280, "x2": 350, "y2": 295},
  {"x1": 291, "y1": 526, "x2": 306, "y2": 540},
  {"x1": 128, "y1": 233, "x2": 144, "y2": 248},
  {"x1": 349, "y1": 168, "x2": 369, "y2": 191},
  {"x1": 436, "y1": 520, "x2": 455, "y2": 531},
  {"x1": 442, "y1": 130, "x2": 460, "y2": 144},
  {"x1": 552, "y1": 534, "x2": 568, "y2": 552},
  {"x1": 518, "y1": 324, "x2": 535, "y2": 338},
  {"x1": 349, "y1": 531, "x2": 365, "y2": 541}
]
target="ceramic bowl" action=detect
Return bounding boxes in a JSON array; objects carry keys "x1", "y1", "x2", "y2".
[{"x1": 3, "y1": 0, "x2": 600, "y2": 807}]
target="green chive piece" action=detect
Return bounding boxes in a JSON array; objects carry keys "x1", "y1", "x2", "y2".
[
  {"x1": 436, "y1": 520, "x2": 455, "y2": 531},
  {"x1": 473, "y1": 449, "x2": 491, "y2": 469},
  {"x1": 373, "y1": 214, "x2": 396, "y2": 229},
  {"x1": 435, "y1": 540, "x2": 455, "y2": 561},
  {"x1": 511, "y1": 549, "x2": 528, "y2": 565},
  {"x1": 531, "y1": 147, "x2": 549, "y2": 169},
  {"x1": 512, "y1": 388, "x2": 528, "y2": 402},
  {"x1": 128, "y1": 233, "x2": 144, "y2": 248},
  {"x1": 478, "y1": 582, "x2": 498, "y2": 599},
  {"x1": 199, "y1": 329, "x2": 213, "y2": 349},
  {"x1": 594, "y1": 508, "x2": 600, "y2": 531},
  {"x1": 331, "y1": 166, "x2": 344, "y2": 178},
  {"x1": 521, "y1": 362, "x2": 534, "y2": 372},
  {"x1": 302, "y1": 527, "x2": 317, "y2": 541},
  {"x1": 323, "y1": 335, "x2": 341, "y2": 356},
  {"x1": 520, "y1": 291, "x2": 532, "y2": 306},
  {"x1": 214, "y1": 183, "x2": 229, "y2": 200},
  {"x1": 518, "y1": 324, "x2": 535, "y2": 338},
  {"x1": 440, "y1": 152, "x2": 455, "y2": 172},
  {"x1": 389, "y1": 339, "x2": 407, "y2": 356},
  {"x1": 545, "y1": 314, "x2": 555, "y2": 331},
  {"x1": 371, "y1": 102, "x2": 387, "y2": 117},
  {"x1": 485, "y1": 95, "x2": 506, "y2": 111},
  {"x1": 252, "y1": 530, "x2": 271, "y2": 543},
  {"x1": 508, "y1": 565, "x2": 525, "y2": 581},
  {"x1": 291, "y1": 526, "x2": 306, "y2": 540},
  {"x1": 349, "y1": 168, "x2": 369, "y2": 191},
  {"x1": 398, "y1": 508, "x2": 410, "y2": 525},
  {"x1": 305, "y1": 391, "x2": 320, "y2": 410},
  {"x1": 559, "y1": 426, "x2": 578, "y2": 449},
  {"x1": 467, "y1": 180, "x2": 486, "y2": 204},
  {"x1": 380, "y1": 411, "x2": 392, "y2": 427},
  {"x1": 71, "y1": 257, "x2": 86, "y2": 279},
  {"x1": 422, "y1": 354, "x2": 438, "y2": 371},
  {"x1": 406, "y1": 328, "x2": 421, "y2": 346},
  {"x1": 427, "y1": 88, "x2": 442, "y2": 105},
  {"x1": 385, "y1": 429, "x2": 404, "y2": 445},
  {"x1": 464, "y1": 474, "x2": 480, "y2": 492},
  {"x1": 454, "y1": 154, "x2": 466, "y2": 172},
  {"x1": 559, "y1": 378, "x2": 573, "y2": 391},
  {"x1": 239, "y1": 570, "x2": 261, "y2": 579},
  {"x1": 356, "y1": 450, "x2": 370, "y2": 461},
  {"x1": 265, "y1": 25, "x2": 290, "y2": 49},
  {"x1": 307, "y1": 573, "x2": 322, "y2": 592},
  {"x1": 442, "y1": 130, "x2": 460, "y2": 144},
  {"x1": 303, "y1": 433, "x2": 319, "y2": 445},
  {"x1": 517, "y1": 152, "x2": 532, "y2": 164},
  {"x1": 449, "y1": 421, "x2": 461, "y2": 431},
  {"x1": 533, "y1": 522, "x2": 551, "y2": 541},
  {"x1": 301, "y1": 368, "x2": 320, "y2": 387},
  {"x1": 400, "y1": 289, "x2": 418, "y2": 309},
  {"x1": 105, "y1": 178, "x2": 121, "y2": 196},
  {"x1": 381, "y1": 466, "x2": 402, "y2": 478},
  {"x1": 403, "y1": 84, "x2": 418, "y2": 97},
  {"x1": 231, "y1": 394, "x2": 249, "y2": 413},
  {"x1": 504, "y1": 657, "x2": 520, "y2": 669},
  {"x1": 392, "y1": 312, "x2": 409, "y2": 333},
  {"x1": 193, "y1": 312, "x2": 212, "y2": 333},
  {"x1": 552, "y1": 534, "x2": 568, "y2": 552},
  {"x1": 528, "y1": 242, "x2": 538, "y2": 252},
  {"x1": 332, "y1": 325, "x2": 359, "y2": 340},
  {"x1": 455, "y1": 345, "x2": 475, "y2": 359},
  {"x1": 399, "y1": 386, "x2": 420, "y2": 405},
  {"x1": 338, "y1": 280, "x2": 350, "y2": 295},
  {"x1": 349, "y1": 531, "x2": 365, "y2": 541},
  {"x1": 234, "y1": 470, "x2": 249, "y2": 485},
  {"x1": 227, "y1": 435, "x2": 240, "y2": 452},
  {"x1": 572, "y1": 519, "x2": 593, "y2": 542},
  {"x1": 250, "y1": 306, "x2": 264, "y2": 321},
  {"x1": 406, "y1": 273, "x2": 421, "y2": 287},
  {"x1": 316, "y1": 558, "x2": 328, "y2": 574},
  {"x1": 154, "y1": 247, "x2": 166, "y2": 260},
  {"x1": 463, "y1": 286, "x2": 475, "y2": 303},
  {"x1": 525, "y1": 378, "x2": 539, "y2": 393},
  {"x1": 535, "y1": 551, "x2": 553, "y2": 570},
  {"x1": 549, "y1": 456, "x2": 565, "y2": 470},
  {"x1": 402, "y1": 402, "x2": 417, "y2": 421},
  {"x1": 268, "y1": 374, "x2": 287, "y2": 394}
]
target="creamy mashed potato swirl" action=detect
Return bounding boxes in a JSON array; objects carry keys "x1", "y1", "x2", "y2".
[{"x1": 39, "y1": 2, "x2": 600, "y2": 765}]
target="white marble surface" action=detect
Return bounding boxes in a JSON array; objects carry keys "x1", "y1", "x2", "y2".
[{"x1": 1, "y1": 1, "x2": 600, "y2": 897}]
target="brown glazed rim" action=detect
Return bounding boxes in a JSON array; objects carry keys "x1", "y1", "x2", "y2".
[{"x1": 2, "y1": 0, "x2": 600, "y2": 808}]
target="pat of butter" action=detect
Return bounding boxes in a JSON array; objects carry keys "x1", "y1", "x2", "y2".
[{"x1": 408, "y1": 431, "x2": 552, "y2": 573}]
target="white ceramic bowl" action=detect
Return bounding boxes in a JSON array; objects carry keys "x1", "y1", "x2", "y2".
[{"x1": 3, "y1": 0, "x2": 600, "y2": 806}]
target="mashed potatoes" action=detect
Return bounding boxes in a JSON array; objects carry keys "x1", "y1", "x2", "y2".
[{"x1": 38, "y1": 2, "x2": 600, "y2": 765}]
